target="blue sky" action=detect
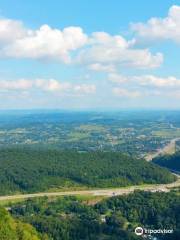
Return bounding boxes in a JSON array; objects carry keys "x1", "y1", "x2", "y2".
[{"x1": 0, "y1": 0, "x2": 180, "y2": 110}]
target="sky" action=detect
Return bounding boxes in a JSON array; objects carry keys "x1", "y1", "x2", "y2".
[{"x1": 0, "y1": 0, "x2": 180, "y2": 110}]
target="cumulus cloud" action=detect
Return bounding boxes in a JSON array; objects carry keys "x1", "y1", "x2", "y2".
[
  {"x1": 0, "y1": 79, "x2": 70, "y2": 92},
  {"x1": 88, "y1": 63, "x2": 116, "y2": 72},
  {"x1": 135, "y1": 75, "x2": 180, "y2": 87},
  {"x1": 77, "y1": 31, "x2": 163, "y2": 69},
  {"x1": 108, "y1": 73, "x2": 129, "y2": 83},
  {"x1": 0, "y1": 19, "x2": 88, "y2": 62},
  {"x1": 113, "y1": 88, "x2": 142, "y2": 98},
  {"x1": 74, "y1": 84, "x2": 96, "y2": 94},
  {"x1": 0, "y1": 18, "x2": 163, "y2": 69},
  {"x1": 0, "y1": 79, "x2": 33, "y2": 90},
  {"x1": 35, "y1": 79, "x2": 71, "y2": 92},
  {"x1": 0, "y1": 78, "x2": 96, "y2": 95},
  {"x1": 0, "y1": 19, "x2": 27, "y2": 45},
  {"x1": 110, "y1": 73, "x2": 180, "y2": 99},
  {"x1": 131, "y1": 5, "x2": 180, "y2": 43},
  {"x1": 109, "y1": 73, "x2": 180, "y2": 88},
  {"x1": 90, "y1": 32, "x2": 129, "y2": 48}
]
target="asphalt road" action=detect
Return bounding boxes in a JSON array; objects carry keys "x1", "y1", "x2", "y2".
[
  {"x1": 0, "y1": 177, "x2": 179, "y2": 201},
  {"x1": 145, "y1": 138, "x2": 180, "y2": 161}
]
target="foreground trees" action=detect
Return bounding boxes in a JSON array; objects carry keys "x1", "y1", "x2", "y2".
[
  {"x1": 7, "y1": 190, "x2": 180, "y2": 240},
  {"x1": 0, "y1": 207, "x2": 42, "y2": 240}
]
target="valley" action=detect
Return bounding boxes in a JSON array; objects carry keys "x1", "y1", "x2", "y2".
[{"x1": 0, "y1": 110, "x2": 180, "y2": 240}]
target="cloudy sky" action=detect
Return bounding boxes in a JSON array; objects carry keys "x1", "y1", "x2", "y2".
[{"x1": 0, "y1": 0, "x2": 180, "y2": 110}]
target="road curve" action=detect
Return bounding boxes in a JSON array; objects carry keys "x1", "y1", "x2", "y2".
[{"x1": 0, "y1": 177, "x2": 180, "y2": 201}]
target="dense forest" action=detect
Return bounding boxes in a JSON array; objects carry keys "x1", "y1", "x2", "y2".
[
  {"x1": 153, "y1": 152, "x2": 180, "y2": 172},
  {"x1": 0, "y1": 148, "x2": 176, "y2": 195},
  {"x1": 6, "y1": 190, "x2": 179, "y2": 240}
]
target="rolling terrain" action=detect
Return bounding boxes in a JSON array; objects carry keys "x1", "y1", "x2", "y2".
[
  {"x1": 0, "y1": 111, "x2": 180, "y2": 240},
  {"x1": 0, "y1": 111, "x2": 180, "y2": 157}
]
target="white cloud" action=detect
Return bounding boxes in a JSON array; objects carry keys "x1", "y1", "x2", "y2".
[
  {"x1": 112, "y1": 85, "x2": 180, "y2": 100},
  {"x1": 90, "y1": 32, "x2": 129, "y2": 48},
  {"x1": 109, "y1": 73, "x2": 180, "y2": 88},
  {"x1": 90, "y1": 70, "x2": 180, "y2": 101},
  {"x1": 88, "y1": 63, "x2": 116, "y2": 72},
  {"x1": 110, "y1": 74, "x2": 180, "y2": 99},
  {"x1": 0, "y1": 20, "x2": 88, "y2": 63},
  {"x1": 0, "y1": 79, "x2": 96, "y2": 95},
  {"x1": 77, "y1": 32, "x2": 163, "y2": 69},
  {"x1": 0, "y1": 78, "x2": 70, "y2": 92},
  {"x1": 35, "y1": 79, "x2": 71, "y2": 92},
  {"x1": 0, "y1": 18, "x2": 163, "y2": 69},
  {"x1": 0, "y1": 79, "x2": 33, "y2": 90},
  {"x1": 108, "y1": 73, "x2": 129, "y2": 83},
  {"x1": 131, "y1": 5, "x2": 180, "y2": 43},
  {"x1": 135, "y1": 75, "x2": 180, "y2": 87},
  {"x1": 74, "y1": 84, "x2": 96, "y2": 94},
  {"x1": 113, "y1": 88, "x2": 142, "y2": 98},
  {"x1": 0, "y1": 19, "x2": 27, "y2": 45}
]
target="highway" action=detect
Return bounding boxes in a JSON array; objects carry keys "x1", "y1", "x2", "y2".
[
  {"x1": 145, "y1": 138, "x2": 180, "y2": 161},
  {"x1": 0, "y1": 177, "x2": 179, "y2": 202}
]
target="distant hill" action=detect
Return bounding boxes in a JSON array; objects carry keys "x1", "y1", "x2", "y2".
[
  {"x1": 0, "y1": 148, "x2": 176, "y2": 195},
  {"x1": 153, "y1": 151, "x2": 180, "y2": 172}
]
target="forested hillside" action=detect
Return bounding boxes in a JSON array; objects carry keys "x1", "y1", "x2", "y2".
[
  {"x1": 8, "y1": 190, "x2": 180, "y2": 240},
  {"x1": 153, "y1": 152, "x2": 180, "y2": 172},
  {"x1": 0, "y1": 207, "x2": 43, "y2": 240},
  {"x1": 0, "y1": 148, "x2": 176, "y2": 195},
  {"x1": 95, "y1": 191, "x2": 180, "y2": 240}
]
